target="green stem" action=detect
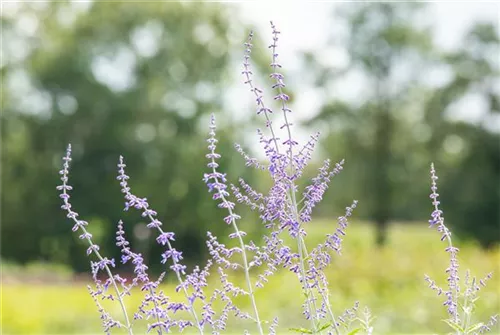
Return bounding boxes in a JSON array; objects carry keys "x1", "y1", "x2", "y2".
[
  {"x1": 210, "y1": 167, "x2": 264, "y2": 335},
  {"x1": 123, "y1": 184, "x2": 204, "y2": 334},
  {"x1": 298, "y1": 236, "x2": 341, "y2": 335},
  {"x1": 289, "y1": 189, "x2": 321, "y2": 334},
  {"x1": 232, "y1": 221, "x2": 265, "y2": 335},
  {"x1": 81, "y1": 227, "x2": 133, "y2": 335},
  {"x1": 157, "y1": 228, "x2": 204, "y2": 335}
]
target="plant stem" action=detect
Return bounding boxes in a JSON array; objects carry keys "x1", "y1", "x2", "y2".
[
  {"x1": 157, "y1": 227, "x2": 204, "y2": 335},
  {"x1": 121, "y1": 181, "x2": 204, "y2": 334},
  {"x1": 289, "y1": 188, "x2": 321, "y2": 334},
  {"x1": 209, "y1": 166, "x2": 264, "y2": 335},
  {"x1": 81, "y1": 227, "x2": 134, "y2": 335},
  {"x1": 61, "y1": 153, "x2": 133, "y2": 334},
  {"x1": 232, "y1": 221, "x2": 265, "y2": 335},
  {"x1": 298, "y1": 236, "x2": 341, "y2": 335}
]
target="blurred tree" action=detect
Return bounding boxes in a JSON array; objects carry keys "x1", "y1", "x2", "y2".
[
  {"x1": 304, "y1": 3, "x2": 434, "y2": 246},
  {"x1": 1, "y1": 1, "x2": 253, "y2": 272},
  {"x1": 303, "y1": 4, "x2": 499, "y2": 248}
]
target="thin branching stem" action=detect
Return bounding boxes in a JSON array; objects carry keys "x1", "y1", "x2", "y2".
[
  {"x1": 60, "y1": 198, "x2": 133, "y2": 333},
  {"x1": 127, "y1": 195, "x2": 204, "y2": 335},
  {"x1": 268, "y1": 22, "x2": 324, "y2": 334},
  {"x1": 207, "y1": 125, "x2": 265, "y2": 335},
  {"x1": 118, "y1": 158, "x2": 204, "y2": 334}
]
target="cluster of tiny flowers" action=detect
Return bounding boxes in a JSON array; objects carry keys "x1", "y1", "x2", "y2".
[
  {"x1": 337, "y1": 301, "x2": 360, "y2": 331},
  {"x1": 234, "y1": 143, "x2": 267, "y2": 171},
  {"x1": 425, "y1": 164, "x2": 498, "y2": 334},
  {"x1": 293, "y1": 132, "x2": 320, "y2": 177},
  {"x1": 428, "y1": 164, "x2": 460, "y2": 319},
  {"x1": 310, "y1": 200, "x2": 358, "y2": 274},
  {"x1": 116, "y1": 220, "x2": 148, "y2": 285},
  {"x1": 118, "y1": 157, "x2": 188, "y2": 277},
  {"x1": 300, "y1": 159, "x2": 345, "y2": 223},
  {"x1": 231, "y1": 178, "x2": 265, "y2": 212},
  {"x1": 87, "y1": 285, "x2": 123, "y2": 333}
]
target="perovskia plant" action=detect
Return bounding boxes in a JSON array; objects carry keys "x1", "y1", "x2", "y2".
[
  {"x1": 424, "y1": 164, "x2": 498, "y2": 335},
  {"x1": 58, "y1": 22, "x2": 497, "y2": 335}
]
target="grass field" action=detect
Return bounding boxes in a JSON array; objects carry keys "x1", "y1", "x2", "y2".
[{"x1": 2, "y1": 221, "x2": 499, "y2": 334}]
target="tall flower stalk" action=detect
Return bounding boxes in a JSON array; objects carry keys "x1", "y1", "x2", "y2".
[
  {"x1": 58, "y1": 144, "x2": 133, "y2": 335},
  {"x1": 425, "y1": 164, "x2": 498, "y2": 335},
  {"x1": 237, "y1": 22, "x2": 360, "y2": 334},
  {"x1": 204, "y1": 115, "x2": 264, "y2": 335},
  {"x1": 269, "y1": 21, "x2": 322, "y2": 332},
  {"x1": 117, "y1": 157, "x2": 205, "y2": 334}
]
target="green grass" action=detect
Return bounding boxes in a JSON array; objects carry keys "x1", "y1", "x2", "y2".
[{"x1": 2, "y1": 221, "x2": 499, "y2": 334}]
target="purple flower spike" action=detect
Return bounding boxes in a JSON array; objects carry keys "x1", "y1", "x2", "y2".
[
  {"x1": 234, "y1": 143, "x2": 267, "y2": 171},
  {"x1": 268, "y1": 21, "x2": 296, "y2": 164},
  {"x1": 204, "y1": 114, "x2": 242, "y2": 229},
  {"x1": 242, "y1": 31, "x2": 274, "y2": 119},
  {"x1": 59, "y1": 145, "x2": 133, "y2": 333},
  {"x1": 427, "y1": 163, "x2": 460, "y2": 321},
  {"x1": 300, "y1": 159, "x2": 345, "y2": 223},
  {"x1": 116, "y1": 156, "x2": 206, "y2": 333},
  {"x1": 116, "y1": 220, "x2": 150, "y2": 286},
  {"x1": 156, "y1": 232, "x2": 175, "y2": 245}
]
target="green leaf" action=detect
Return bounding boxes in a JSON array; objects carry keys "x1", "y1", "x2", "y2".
[
  {"x1": 289, "y1": 327, "x2": 313, "y2": 334},
  {"x1": 317, "y1": 323, "x2": 332, "y2": 332},
  {"x1": 443, "y1": 319, "x2": 465, "y2": 333},
  {"x1": 346, "y1": 328, "x2": 362, "y2": 335},
  {"x1": 466, "y1": 322, "x2": 484, "y2": 333}
]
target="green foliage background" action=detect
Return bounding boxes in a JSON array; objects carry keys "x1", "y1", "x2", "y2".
[
  {"x1": 2, "y1": 1, "x2": 257, "y2": 272},
  {"x1": 1, "y1": 2, "x2": 499, "y2": 328},
  {"x1": 1, "y1": 2, "x2": 499, "y2": 334}
]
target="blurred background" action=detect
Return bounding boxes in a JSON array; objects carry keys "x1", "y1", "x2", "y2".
[{"x1": 1, "y1": 1, "x2": 499, "y2": 334}]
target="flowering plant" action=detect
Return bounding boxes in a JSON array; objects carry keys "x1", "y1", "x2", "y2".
[
  {"x1": 424, "y1": 164, "x2": 498, "y2": 335},
  {"x1": 58, "y1": 23, "x2": 497, "y2": 335}
]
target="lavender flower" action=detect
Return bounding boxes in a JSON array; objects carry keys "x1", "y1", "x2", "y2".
[
  {"x1": 269, "y1": 317, "x2": 279, "y2": 335},
  {"x1": 58, "y1": 144, "x2": 133, "y2": 335},
  {"x1": 88, "y1": 285, "x2": 124, "y2": 334},
  {"x1": 116, "y1": 220, "x2": 149, "y2": 285},
  {"x1": 269, "y1": 21, "x2": 297, "y2": 162},
  {"x1": 426, "y1": 164, "x2": 498, "y2": 335},
  {"x1": 204, "y1": 114, "x2": 265, "y2": 335},
  {"x1": 117, "y1": 156, "x2": 204, "y2": 333},
  {"x1": 234, "y1": 143, "x2": 267, "y2": 170},
  {"x1": 294, "y1": 132, "x2": 321, "y2": 178},
  {"x1": 428, "y1": 163, "x2": 460, "y2": 320},
  {"x1": 300, "y1": 159, "x2": 345, "y2": 223}
]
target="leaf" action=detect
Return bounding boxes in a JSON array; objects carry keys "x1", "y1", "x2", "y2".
[
  {"x1": 347, "y1": 328, "x2": 362, "y2": 335},
  {"x1": 466, "y1": 322, "x2": 484, "y2": 333},
  {"x1": 289, "y1": 323, "x2": 333, "y2": 334},
  {"x1": 289, "y1": 327, "x2": 313, "y2": 334},
  {"x1": 443, "y1": 319, "x2": 466, "y2": 333},
  {"x1": 317, "y1": 323, "x2": 332, "y2": 332}
]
